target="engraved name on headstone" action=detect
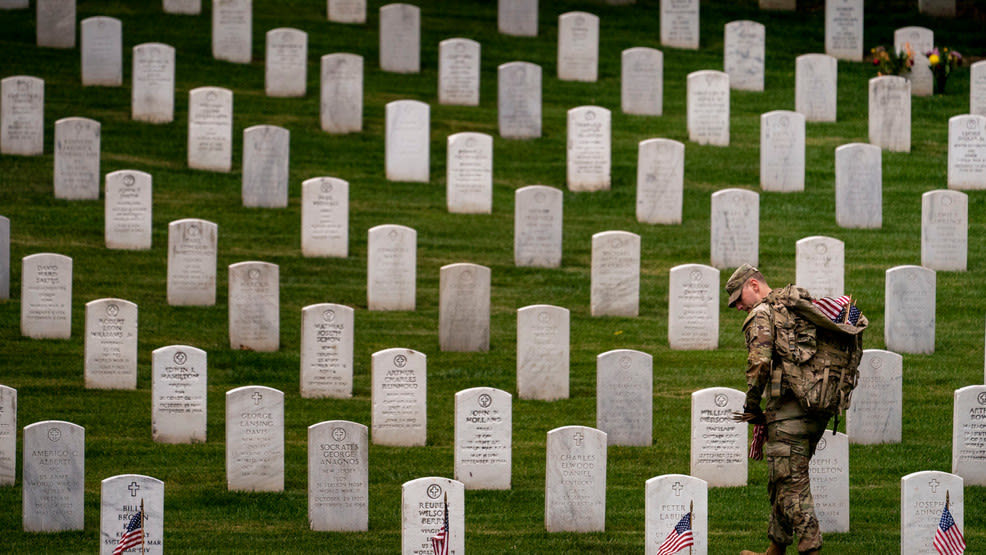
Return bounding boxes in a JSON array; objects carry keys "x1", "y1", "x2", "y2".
[
  {"x1": 37, "y1": 0, "x2": 76, "y2": 48},
  {"x1": 54, "y1": 117, "x2": 101, "y2": 200},
  {"x1": 367, "y1": 224, "x2": 416, "y2": 311},
  {"x1": 760, "y1": 110, "x2": 805, "y2": 192},
  {"x1": 808, "y1": 432, "x2": 850, "y2": 532},
  {"x1": 379, "y1": 3, "x2": 420, "y2": 73},
  {"x1": 687, "y1": 70, "x2": 730, "y2": 146},
  {"x1": 545, "y1": 426, "x2": 607, "y2": 532},
  {"x1": 514, "y1": 185, "x2": 562, "y2": 267},
  {"x1": 921, "y1": 190, "x2": 967, "y2": 272},
  {"x1": 212, "y1": 0, "x2": 252, "y2": 64},
  {"x1": 226, "y1": 385, "x2": 284, "y2": 491},
  {"x1": 498, "y1": 61, "x2": 542, "y2": 139},
  {"x1": 557, "y1": 12, "x2": 599, "y2": 82},
  {"x1": 84, "y1": 298, "x2": 138, "y2": 390},
  {"x1": 847, "y1": 349, "x2": 903, "y2": 445},
  {"x1": 567, "y1": 106, "x2": 611, "y2": 191},
  {"x1": 455, "y1": 387, "x2": 512, "y2": 489},
  {"x1": 401, "y1": 478, "x2": 464, "y2": 555},
  {"x1": 952, "y1": 385, "x2": 986, "y2": 485},
  {"x1": 0, "y1": 385, "x2": 15, "y2": 486},
  {"x1": 645, "y1": 475, "x2": 708, "y2": 555},
  {"x1": 901, "y1": 471, "x2": 963, "y2": 555},
  {"x1": 21, "y1": 253, "x2": 72, "y2": 339},
  {"x1": 622, "y1": 47, "x2": 663, "y2": 116},
  {"x1": 242, "y1": 124, "x2": 290, "y2": 208},
  {"x1": 23, "y1": 420, "x2": 84, "y2": 531},
  {"x1": 439, "y1": 263, "x2": 491, "y2": 352},
  {"x1": 591, "y1": 231, "x2": 640, "y2": 317},
  {"x1": 835, "y1": 143, "x2": 881, "y2": 229},
  {"x1": 668, "y1": 264, "x2": 719, "y2": 350},
  {"x1": 894, "y1": 26, "x2": 934, "y2": 97},
  {"x1": 869, "y1": 75, "x2": 911, "y2": 152},
  {"x1": 690, "y1": 387, "x2": 747, "y2": 487},
  {"x1": 724, "y1": 20, "x2": 765, "y2": 92},
  {"x1": 1, "y1": 75, "x2": 44, "y2": 156},
  {"x1": 167, "y1": 218, "x2": 218, "y2": 306},
  {"x1": 385, "y1": 100, "x2": 429, "y2": 182},
  {"x1": 661, "y1": 0, "x2": 699, "y2": 50},
  {"x1": 81, "y1": 16, "x2": 122, "y2": 87},
  {"x1": 947, "y1": 114, "x2": 986, "y2": 190},
  {"x1": 596, "y1": 349, "x2": 652, "y2": 446},
  {"x1": 308, "y1": 420, "x2": 368, "y2": 531},
  {"x1": 447, "y1": 132, "x2": 492, "y2": 214},
  {"x1": 151, "y1": 345, "x2": 207, "y2": 444},
  {"x1": 132, "y1": 43, "x2": 175, "y2": 123},
  {"x1": 187, "y1": 86, "x2": 233, "y2": 172},
  {"x1": 796, "y1": 54, "x2": 838, "y2": 122},
  {"x1": 438, "y1": 38, "x2": 480, "y2": 106},
  {"x1": 372, "y1": 348, "x2": 426, "y2": 446},
  {"x1": 884, "y1": 265, "x2": 935, "y2": 355},
  {"x1": 320, "y1": 53, "x2": 363, "y2": 134},
  {"x1": 99, "y1": 475, "x2": 163, "y2": 555},
  {"x1": 228, "y1": 261, "x2": 279, "y2": 352},
  {"x1": 105, "y1": 169, "x2": 152, "y2": 250},
  {"x1": 301, "y1": 177, "x2": 349, "y2": 257},
  {"x1": 710, "y1": 188, "x2": 758, "y2": 269},
  {"x1": 795, "y1": 236, "x2": 844, "y2": 298},
  {"x1": 328, "y1": 0, "x2": 366, "y2": 23},
  {"x1": 517, "y1": 304, "x2": 570, "y2": 401},
  {"x1": 825, "y1": 0, "x2": 863, "y2": 61},
  {"x1": 636, "y1": 138, "x2": 683, "y2": 224},
  {"x1": 301, "y1": 304, "x2": 354, "y2": 398},
  {"x1": 265, "y1": 28, "x2": 307, "y2": 97}
]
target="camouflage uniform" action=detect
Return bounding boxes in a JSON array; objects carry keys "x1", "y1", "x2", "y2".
[{"x1": 743, "y1": 293, "x2": 829, "y2": 553}]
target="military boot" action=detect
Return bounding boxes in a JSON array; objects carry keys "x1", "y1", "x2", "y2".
[{"x1": 740, "y1": 541, "x2": 787, "y2": 555}]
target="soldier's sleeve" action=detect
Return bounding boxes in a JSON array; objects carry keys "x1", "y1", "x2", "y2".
[{"x1": 742, "y1": 307, "x2": 773, "y2": 412}]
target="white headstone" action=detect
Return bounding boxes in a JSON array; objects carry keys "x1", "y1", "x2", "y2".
[
  {"x1": 1, "y1": 75, "x2": 44, "y2": 155},
  {"x1": 557, "y1": 12, "x2": 598, "y2": 82},
  {"x1": 99, "y1": 475, "x2": 163, "y2": 554},
  {"x1": 545, "y1": 426, "x2": 607, "y2": 532},
  {"x1": 0, "y1": 0, "x2": 28, "y2": 8},
  {"x1": 824, "y1": 0, "x2": 862, "y2": 61},
  {"x1": 81, "y1": 16, "x2": 122, "y2": 87},
  {"x1": 847, "y1": 349, "x2": 903, "y2": 445},
  {"x1": 517, "y1": 304, "x2": 570, "y2": 401},
  {"x1": 947, "y1": 114, "x2": 986, "y2": 190},
  {"x1": 228, "y1": 261, "x2": 279, "y2": 352},
  {"x1": 971, "y1": 61, "x2": 986, "y2": 117},
  {"x1": 372, "y1": 348, "x2": 426, "y2": 446},
  {"x1": 690, "y1": 387, "x2": 747, "y2": 487},
  {"x1": 265, "y1": 28, "x2": 307, "y2": 97},
  {"x1": 0, "y1": 216, "x2": 6, "y2": 299},
  {"x1": 242, "y1": 124, "x2": 290, "y2": 208},
  {"x1": 301, "y1": 177, "x2": 349, "y2": 257},
  {"x1": 590, "y1": 231, "x2": 640, "y2": 317},
  {"x1": 226, "y1": 385, "x2": 284, "y2": 491},
  {"x1": 668, "y1": 264, "x2": 719, "y2": 350},
  {"x1": 438, "y1": 38, "x2": 480, "y2": 106},
  {"x1": 0, "y1": 216, "x2": 6, "y2": 300},
  {"x1": 187, "y1": 86, "x2": 233, "y2": 172},
  {"x1": 759, "y1": 0, "x2": 794, "y2": 9},
  {"x1": 952, "y1": 385, "x2": 986, "y2": 485},
  {"x1": 320, "y1": 53, "x2": 363, "y2": 134},
  {"x1": 645, "y1": 475, "x2": 708, "y2": 555},
  {"x1": 328, "y1": 0, "x2": 365, "y2": 23},
  {"x1": 163, "y1": 0, "x2": 200, "y2": 15},
  {"x1": 498, "y1": 61, "x2": 542, "y2": 139},
  {"x1": 514, "y1": 185, "x2": 562, "y2": 267},
  {"x1": 446, "y1": 132, "x2": 492, "y2": 214},
  {"x1": 835, "y1": 142, "x2": 882, "y2": 229},
  {"x1": 796, "y1": 54, "x2": 838, "y2": 122},
  {"x1": 724, "y1": 20, "x2": 764, "y2": 92},
  {"x1": 22, "y1": 420, "x2": 84, "y2": 531},
  {"x1": 455, "y1": 387, "x2": 512, "y2": 489},
  {"x1": 567, "y1": 106, "x2": 611, "y2": 192},
  {"x1": 710, "y1": 188, "x2": 758, "y2": 269},
  {"x1": 132, "y1": 43, "x2": 175, "y2": 123},
  {"x1": 498, "y1": 0, "x2": 537, "y2": 37},
  {"x1": 921, "y1": 190, "x2": 967, "y2": 272},
  {"x1": 367, "y1": 224, "x2": 416, "y2": 311},
  {"x1": 151, "y1": 345, "x2": 207, "y2": 443},
  {"x1": 308, "y1": 420, "x2": 368, "y2": 531},
  {"x1": 636, "y1": 138, "x2": 684, "y2": 224},
  {"x1": 167, "y1": 218, "x2": 217, "y2": 306},
  {"x1": 919, "y1": 0, "x2": 955, "y2": 16},
  {"x1": 901, "y1": 471, "x2": 964, "y2": 555},
  {"x1": 36, "y1": 0, "x2": 75, "y2": 48},
  {"x1": 84, "y1": 298, "x2": 138, "y2": 390},
  {"x1": 385, "y1": 100, "x2": 429, "y2": 182},
  {"x1": 760, "y1": 110, "x2": 805, "y2": 192},
  {"x1": 808, "y1": 432, "x2": 849, "y2": 533},
  {"x1": 439, "y1": 263, "x2": 491, "y2": 352},
  {"x1": 661, "y1": 0, "x2": 699, "y2": 49},
  {"x1": 884, "y1": 265, "x2": 936, "y2": 354},
  {"x1": 621, "y1": 47, "x2": 663, "y2": 116},
  {"x1": 401, "y1": 478, "x2": 464, "y2": 555},
  {"x1": 795, "y1": 236, "x2": 844, "y2": 298},
  {"x1": 894, "y1": 26, "x2": 934, "y2": 97},
  {"x1": 21, "y1": 253, "x2": 72, "y2": 339},
  {"x1": 0, "y1": 385, "x2": 15, "y2": 486},
  {"x1": 596, "y1": 349, "x2": 652, "y2": 446},
  {"x1": 212, "y1": 0, "x2": 251, "y2": 63},
  {"x1": 869, "y1": 76, "x2": 911, "y2": 152},
  {"x1": 687, "y1": 70, "x2": 730, "y2": 146},
  {"x1": 54, "y1": 117, "x2": 101, "y2": 200},
  {"x1": 300, "y1": 304, "x2": 354, "y2": 398},
  {"x1": 105, "y1": 169, "x2": 153, "y2": 250},
  {"x1": 379, "y1": 3, "x2": 420, "y2": 73}
]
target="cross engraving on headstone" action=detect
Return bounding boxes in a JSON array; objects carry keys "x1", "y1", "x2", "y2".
[
  {"x1": 252, "y1": 391, "x2": 263, "y2": 405},
  {"x1": 128, "y1": 481, "x2": 140, "y2": 497},
  {"x1": 573, "y1": 431, "x2": 584, "y2": 446},
  {"x1": 928, "y1": 479, "x2": 940, "y2": 493},
  {"x1": 672, "y1": 481, "x2": 684, "y2": 496}
]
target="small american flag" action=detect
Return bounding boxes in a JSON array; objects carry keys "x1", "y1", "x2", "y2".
[
  {"x1": 749, "y1": 422, "x2": 766, "y2": 460},
  {"x1": 933, "y1": 503, "x2": 966, "y2": 555},
  {"x1": 112, "y1": 506, "x2": 144, "y2": 555},
  {"x1": 813, "y1": 295, "x2": 861, "y2": 325},
  {"x1": 431, "y1": 493, "x2": 449, "y2": 555},
  {"x1": 657, "y1": 512, "x2": 694, "y2": 555}
]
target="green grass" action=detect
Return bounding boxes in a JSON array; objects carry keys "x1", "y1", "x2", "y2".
[{"x1": 1, "y1": 0, "x2": 985, "y2": 552}]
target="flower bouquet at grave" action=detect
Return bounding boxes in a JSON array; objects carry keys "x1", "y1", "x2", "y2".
[
  {"x1": 926, "y1": 46, "x2": 963, "y2": 94},
  {"x1": 870, "y1": 44, "x2": 914, "y2": 77}
]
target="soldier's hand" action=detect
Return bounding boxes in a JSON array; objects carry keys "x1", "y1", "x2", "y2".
[{"x1": 731, "y1": 408, "x2": 766, "y2": 425}]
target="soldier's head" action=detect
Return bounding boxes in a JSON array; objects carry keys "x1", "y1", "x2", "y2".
[{"x1": 726, "y1": 264, "x2": 770, "y2": 313}]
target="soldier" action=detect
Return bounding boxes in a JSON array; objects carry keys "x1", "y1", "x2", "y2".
[{"x1": 726, "y1": 264, "x2": 826, "y2": 555}]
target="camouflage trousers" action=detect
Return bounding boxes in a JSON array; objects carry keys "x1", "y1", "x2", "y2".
[{"x1": 764, "y1": 414, "x2": 829, "y2": 552}]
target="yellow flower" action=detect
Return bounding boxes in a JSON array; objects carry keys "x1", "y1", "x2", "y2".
[{"x1": 929, "y1": 54, "x2": 940, "y2": 65}]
